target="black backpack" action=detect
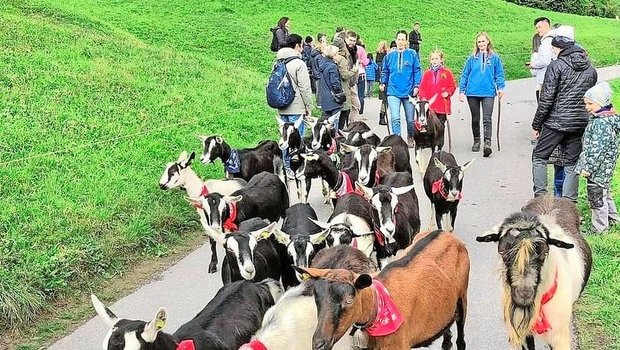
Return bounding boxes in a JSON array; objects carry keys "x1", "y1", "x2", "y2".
[{"x1": 270, "y1": 27, "x2": 279, "y2": 52}]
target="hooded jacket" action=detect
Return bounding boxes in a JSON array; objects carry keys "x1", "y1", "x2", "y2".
[
  {"x1": 532, "y1": 45, "x2": 597, "y2": 132},
  {"x1": 458, "y1": 51, "x2": 505, "y2": 97},
  {"x1": 317, "y1": 56, "x2": 344, "y2": 113},
  {"x1": 575, "y1": 110, "x2": 620, "y2": 188},
  {"x1": 380, "y1": 48, "x2": 422, "y2": 98},
  {"x1": 334, "y1": 46, "x2": 358, "y2": 111},
  {"x1": 275, "y1": 47, "x2": 313, "y2": 115}
]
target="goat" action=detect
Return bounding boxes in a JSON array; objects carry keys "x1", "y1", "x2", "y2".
[
  {"x1": 296, "y1": 151, "x2": 358, "y2": 207},
  {"x1": 413, "y1": 98, "x2": 446, "y2": 173},
  {"x1": 91, "y1": 279, "x2": 283, "y2": 350},
  {"x1": 306, "y1": 117, "x2": 339, "y2": 154},
  {"x1": 271, "y1": 203, "x2": 325, "y2": 289},
  {"x1": 240, "y1": 245, "x2": 377, "y2": 350},
  {"x1": 357, "y1": 172, "x2": 421, "y2": 268},
  {"x1": 199, "y1": 135, "x2": 282, "y2": 182},
  {"x1": 307, "y1": 193, "x2": 375, "y2": 258},
  {"x1": 294, "y1": 229, "x2": 470, "y2": 350},
  {"x1": 276, "y1": 116, "x2": 312, "y2": 203},
  {"x1": 159, "y1": 150, "x2": 246, "y2": 273},
  {"x1": 476, "y1": 196, "x2": 593, "y2": 350},
  {"x1": 188, "y1": 172, "x2": 288, "y2": 238},
  {"x1": 423, "y1": 151, "x2": 473, "y2": 231},
  {"x1": 339, "y1": 144, "x2": 395, "y2": 188}
]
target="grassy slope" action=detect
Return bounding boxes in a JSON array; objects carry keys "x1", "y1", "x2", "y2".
[
  {"x1": 575, "y1": 79, "x2": 620, "y2": 350},
  {"x1": 1, "y1": 0, "x2": 619, "y2": 340}
]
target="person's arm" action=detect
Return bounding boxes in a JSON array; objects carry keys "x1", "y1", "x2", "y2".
[
  {"x1": 532, "y1": 62, "x2": 560, "y2": 131},
  {"x1": 458, "y1": 57, "x2": 471, "y2": 94},
  {"x1": 444, "y1": 69, "x2": 457, "y2": 96},
  {"x1": 276, "y1": 29, "x2": 287, "y2": 47},
  {"x1": 410, "y1": 52, "x2": 422, "y2": 96},
  {"x1": 329, "y1": 65, "x2": 343, "y2": 93},
  {"x1": 380, "y1": 54, "x2": 390, "y2": 85},
  {"x1": 530, "y1": 38, "x2": 553, "y2": 69},
  {"x1": 337, "y1": 56, "x2": 356, "y2": 81},
  {"x1": 358, "y1": 46, "x2": 369, "y2": 67},
  {"x1": 295, "y1": 63, "x2": 313, "y2": 113},
  {"x1": 494, "y1": 55, "x2": 506, "y2": 97}
]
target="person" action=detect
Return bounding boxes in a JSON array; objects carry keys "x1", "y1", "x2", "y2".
[
  {"x1": 317, "y1": 45, "x2": 344, "y2": 130},
  {"x1": 418, "y1": 50, "x2": 457, "y2": 131},
  {"x1": 376, "y1": 41, "x2": 390, "y2": 125},
  {"x1": 575, "y1": 82, "x2": 620, "y2": 233},
  {"x1": 528, "y1": 17, "x2": 553, "y2": 102},
  {"x1": 531, "y1": 26, "x2": 597, "y2": 202},
  {"x1": 458, "y1": 32, "x2": 506, "y2": 157},
  {"x1": 380, "y1": 30, "x2": 422, "y2": 146},
  {"x1": 333, "y1": 37, "x2": 358, "y2": 129},
  {"x1": 365, "y1": 53, "x2": 378, "y2": 97},
  {"x1": 274, "y1": 17, "x2": 290, "y2": 51},
  {"x1": 409, "y1": 22, "x2": 422, "y2": 56},
  {"x1": 302, "y1": 36, "x2": 316, "y2": 94},
  {"x1": 348, "y1": 31, "x2": 369, "y2": 117},
  {"x1": 310, "y1": 33, "x2": 328, "y2": 108},
  {"x1": 345, "y1": 31, "x2": 365, "y2": 121},
  {"x1": 275, "y1": 34, "x2": 313, "y2": 178}
]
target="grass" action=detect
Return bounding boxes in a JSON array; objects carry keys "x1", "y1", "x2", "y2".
[
  {"x1": 575, "y1": 78, "x2": 620, "y2": 350},
  {"x1": 0, "y1": 0, "x2": 619, "y2": 347}
]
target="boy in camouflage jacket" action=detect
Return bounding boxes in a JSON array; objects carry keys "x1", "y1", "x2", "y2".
[{"x1": 575, "y1": 82, "x2": 620, "y2": 233}]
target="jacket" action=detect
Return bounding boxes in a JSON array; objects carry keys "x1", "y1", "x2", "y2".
[
  {"x1": 275, "y1": 47, "x2": 313, "y2": 115},
  {"x1": 356, "y1": 45, "x2": 369, "y2": 75},
  {"x1": 418, "y1": 67, "x2": 457, "y2": 115},
  {"x1": 380, "y1": 48, "x2": 422, "y2": 98},
  {"x1": 459, "y1": 52, "x2": 505, "y2": 97},
  {"x1": 317, "y1": 57, "x2": 344, "y2": 113},
  {"x1": 366, "y1": 60, "x2": 378, "y2": 81},
  {"x1": 275, "y1": 28, "x2": 289, "y2": 51},
  {"x1": 574, "y1": 109, "x2": 620, "y2": 188},
  {"x1": 530, "y1": 33, "x2": 554, "y2": 86},
  {"x1": 409, "y1": 30, "x2": 421, "y2": 48},
  {"x1": 532, "y1": 46, "x2": 598, "y2": 132},
  {"x1": 334, "y1": 48, "x2": 358, "y2": 111},
  {"x1": 310, "y1": 47, "x2": 324, "y2": 80}
]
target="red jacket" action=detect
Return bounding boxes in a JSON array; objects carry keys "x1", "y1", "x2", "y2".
[{"x1": 418, "y1": 67, "x2": 457, "y2": 115}]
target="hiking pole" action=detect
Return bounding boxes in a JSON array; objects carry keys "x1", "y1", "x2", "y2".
[
  {"x1": 443, "y1": 96, "x2": 452, "y2": 153},
  {"x1": 496, "y1": 95, "x2": 502, "y2": 152}
]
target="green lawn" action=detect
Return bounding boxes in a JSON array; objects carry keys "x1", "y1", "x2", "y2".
[
  {"x1": 1, "y1": 0, "x2": 620, "y2": 345},
  {"x1": 575, "y1": 78, "x2": 620, "y2": 350}
]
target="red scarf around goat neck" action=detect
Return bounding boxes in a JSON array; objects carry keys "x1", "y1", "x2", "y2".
[
  {"x1": 431, "y1": 179, "x2": 462, "y2": 200},
  {"x1": 365, "y1": 279, "x2": 404, "y2": 337},
  {"x1": 335, "y1": 171, "x2": 354, "y2": 198},
  {"x1": 240, "y1": 339, "x2": 268, "y2": 350},
  {"x1": 176, "y1": 340, "x2": 195, "y2": 350},
  {"x1": 532, "y1": 271, "x2": 559, "y2": 335},
  {"x1": 200, "y1": 185, "x2": 209, "y2": 197},
  {"x1": 223, "y1": 202, "x2": 238, "y2": 231}
]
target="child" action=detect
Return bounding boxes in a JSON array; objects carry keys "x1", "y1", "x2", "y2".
[
  {"x1": 418, "y1": 49, "x2": 457, "y2": 127},
  {"x1": 365, "y1": 53, "x2": 378, "y2": 97},
  {"x1": 575, "y1": 81, "x2": 620, "y2": 233}
]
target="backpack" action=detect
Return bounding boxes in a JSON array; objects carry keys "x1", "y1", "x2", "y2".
[
  {"x1": 266, "y1": 57, "x2": 299, "y2": 109},
  {"x1": 270, "y1": 27, "x2": 279, "y2": 52}
]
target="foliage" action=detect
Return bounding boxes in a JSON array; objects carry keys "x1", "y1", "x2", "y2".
[{"x1": 506, "y1": 0, "x2": 620, "y2": 18}]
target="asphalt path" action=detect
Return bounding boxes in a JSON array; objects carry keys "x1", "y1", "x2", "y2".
[{"x1": 49, "y1": 66, "x2": 620, "y2": 350}]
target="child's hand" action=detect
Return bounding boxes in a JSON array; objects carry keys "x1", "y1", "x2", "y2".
[{"x1": 580, "y1": 170, "x2": 591, "y2": 178}]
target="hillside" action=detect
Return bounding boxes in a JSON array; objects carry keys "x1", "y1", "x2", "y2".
[{"x1": 1, "y1": 0, "x2": 620, "y2": 336}]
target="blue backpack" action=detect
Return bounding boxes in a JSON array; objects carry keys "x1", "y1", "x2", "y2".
[{"x1": 266, "y1": 57, "x2": 299, "y2": 109}]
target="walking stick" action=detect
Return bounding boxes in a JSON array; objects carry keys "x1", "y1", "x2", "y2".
[
  {"x1": 443, "y1": 96, "x2": 452, "y2": 153},
  {"x1": 496, "y1": 95, "x2": 502, "y2": 151}
]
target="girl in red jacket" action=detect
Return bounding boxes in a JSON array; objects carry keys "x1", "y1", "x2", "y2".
[{"x1": 418, "y1": 50, "x2": 457, "y2": 126}]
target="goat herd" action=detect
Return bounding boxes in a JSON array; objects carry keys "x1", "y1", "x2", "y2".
[{"x1": 91, "y1": 112, "x2": 594, "y2": 350}]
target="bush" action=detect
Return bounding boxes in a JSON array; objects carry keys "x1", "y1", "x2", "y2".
[{"x1": 506, "y1": 0, "x2": 620, "y2": 18}]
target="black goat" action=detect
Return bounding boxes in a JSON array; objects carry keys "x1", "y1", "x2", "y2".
[
  {"x1": 339, "y1": 143, "x2": 395, "y2": 187},
  {"x1": 413, "y1": 98, "x2": 446, "y2": 172},
  {"x1": 306, "y1": 116, "x2": 339, "y2": 153},
  {"x1": 357, "y1": 172, "x2": 421, "y2": 268},
  {"x1": 423, "y1": 151, "x2": 473, "y2": 231},
  {"x1": 199, "y1": 135, "x2": 282, "y2": 182},
  {"x1": 91, "y1": 279, "x2": 283, "y2": 350},
  {"x1": 378, "y1": 134, "x2": 412, "y2": 174},
  {"x1": 296, "y1": 151, "x2": 359, "y2": 207}
]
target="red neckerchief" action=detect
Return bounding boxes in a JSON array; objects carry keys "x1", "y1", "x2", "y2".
[
  {"x1": 414, "y1": 119, "x2": 424, "y2": 131},
  {"x1": 365, "y1": 280, "x2": 404, "y2": 337},
  {"x1": 532, "y1": 271, "x2": 559, "y2": 334},
  {"x1": 374, "y1": 172, "x2": 381, "y2": 186},
  {"x1": 200, "y1": 185, "x2": 209, "y2": 197},
  {"x1": 335, "y1": 171, "x2": 354, "y2": 198},
  {"x1": 222, "y1": 202, "x2": 238, "y2": 231},
  {"x1": 240, "y1": 339, "x2": 268, "y2": 350},
  {"x1": 431, "y1": 179, "x2": 462, "y2": 200},
  {"x1": 373, "y1": 206, "x2": 398, "y2": 247},
  {"x1": 176, "y1": 340, "x2": 195, "y2": 350},
  {"x1": 327, "y1": 138, "x2": 338, "y2": 155}
]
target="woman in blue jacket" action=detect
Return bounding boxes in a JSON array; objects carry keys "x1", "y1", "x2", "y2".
[{"x1": 459, "y1": 32, "x2": 506, "y2": 157}]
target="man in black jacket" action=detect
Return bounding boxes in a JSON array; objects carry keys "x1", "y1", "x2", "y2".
[
  {"x1": 408, "y1": 22, "x2": 421, "y2": 56},
  {"x1": 531, "y1": 27, "x2": 597, "y2": 202}
]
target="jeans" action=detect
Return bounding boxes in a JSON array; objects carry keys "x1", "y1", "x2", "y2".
[
  {"x1": 467, "y1": 96, "x2": 495, "y2": 141},
  {"x1": 357, "y1": 75, "x2": 366, "y2": 114},
  {"x1": 366, "y1": 80, "x2": 375, "y2": 96},
  {"x1": 387, "y1": 95, "x2": 415, "y2": 137},
  {"x1": 279, "y1": 114, "x2": 305, "y2": 169},
  {"x1": 553, "y1": 165, "x2": 565, "y2": 197},
  {"x1": 323, "y1": 109, "x2": 341, "y2": 131}
]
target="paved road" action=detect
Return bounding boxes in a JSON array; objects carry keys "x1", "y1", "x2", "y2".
[{"x1": 49, "y1": 66, "x2": 619, "y2": 350}]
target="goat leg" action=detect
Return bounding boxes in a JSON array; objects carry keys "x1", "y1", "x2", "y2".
[
  {"x1": 522, "y1": 335, "x2": 535, "y2": 350},
  {"x1": 208, "y1": 237, "x2": 218, "y2": 273},
  {"x1": 441, "y1": 328, "x2": 453, "y2": 350}
]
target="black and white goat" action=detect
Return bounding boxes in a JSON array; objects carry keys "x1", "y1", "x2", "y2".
[
  {"x1": 306, "y1": 116, "x2": 339, "y2": 154},
  {"x1": 423, "y1": 151, "x2": 473, "y2": 231},
  {"x1": 91, "y1": 279, "x2": 283, "y2": 350},
  {"x1": 296, "y1": 151, "x2": 358, "y2": 207},
  {"x1": 307, "y1": 193, "x2": 375, "y2": 258},
  {"x1": 357, "y1": 171, "x2": 421, "y2": 268},
  {"x1": 476, "y1": 196, "x2": 592, "y2": 350},
  {"x1": 199, "y1": 135, "x2": 282, "y2": 182},
  {"x1": 413, "y1": 97, "x2": 446, "y2": 173},
  {"x1": 159, "y1": 151, "x2": 246, "y2": 273},
  {"x1": 271, "y1": 203, "x2": 325, "y2": 288},
  {"x1": 276, "y1": 116, "x2": 312, "y2": 203}
]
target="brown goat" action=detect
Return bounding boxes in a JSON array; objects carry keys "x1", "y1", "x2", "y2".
[{"x1": 295, "y1": 230, "x2": 470, "y2": 350}]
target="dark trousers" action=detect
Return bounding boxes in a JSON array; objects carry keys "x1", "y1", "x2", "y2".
[
  {"x1": 357, "y1": 75, "x2": 366, "y2": 114},
  {"x1": 467, "y1": 96, "x2": 495, "y2": 141}
]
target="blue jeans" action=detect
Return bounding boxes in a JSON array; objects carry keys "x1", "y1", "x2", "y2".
[
  {"x1": 554, "y1": 165, "x2": 565, "y2": 197},
  {"x1": 279, "y1": 114, "x2": 304, "y2": 169},
  {"x1": 387, "y1": 95, "x2": 414, "y2": 137}
]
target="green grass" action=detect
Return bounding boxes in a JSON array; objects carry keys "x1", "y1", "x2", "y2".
[
  {"x1": 1, "y1": 0, "x2": 620, "y2": 343},
  {"x1": 575, "y1": 78, "x2": 620, "y2": 350}
]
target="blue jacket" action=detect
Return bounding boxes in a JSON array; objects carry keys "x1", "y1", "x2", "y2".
[
  {"x1": 366, "y1": 60, "x2": 378, "y2": 81},
  {"x1": 380, "y1": 49, "x2": 422, "y2": 98},
  {"x1": 459, "y1": 52, "x2": 506, "y2": 97}
]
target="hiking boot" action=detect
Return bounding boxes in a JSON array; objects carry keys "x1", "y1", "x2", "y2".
[
  {"x1": 483, "y1": 140, "x2": 492, "y2": 157},
  {"x1": 378, "y1": 112, "x2": 387, "y2": 126},
  {"x1": 471, "y1": 138, "x2": 481, "y2": 152},
  {"x1": 407, "y1": 136, "x2": 415, "y2": 148}
]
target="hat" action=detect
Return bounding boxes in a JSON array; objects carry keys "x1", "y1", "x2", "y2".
[
  {"x1": 551, "y1": 25, "x2": 575, "y2": 49},
  {"x1": 554, "y1": 25, "x2": 575, "y2": 40},
  {"x1": 333, "y1": 37, "x2": 346, "y2": 50},
  {"x1": 584, "y1": 82, "x2": 613, "y2": 107}
]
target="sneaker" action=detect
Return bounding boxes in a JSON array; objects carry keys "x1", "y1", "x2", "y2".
[
  {"x1": 407, "y1": 136, "x2": 415, "y2": 148},
  {"x1": 483, "y1": 140, "x2": 492, "y2": 157},
  {"x1": 285, "y1": 168, "x2": 296, "y2": 180},
  {"x1": 471, "y1": 139, "x2": 481, "y2": 152}
]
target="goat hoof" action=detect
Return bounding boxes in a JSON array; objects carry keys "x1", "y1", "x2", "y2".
[{"x1": 208, "y1": 262, "x2": 218, "y2": 274}]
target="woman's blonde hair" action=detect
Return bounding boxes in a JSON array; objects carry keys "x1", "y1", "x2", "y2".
[
  {"x1": 376, "y1": 40, "x2": 389, "y2": 54},
  {"x1": 429, "y1": 49, "x2": 445, "y2": 62},
  {"x1": 472, "y1": 32, "x2": 495, "y2": 55}
]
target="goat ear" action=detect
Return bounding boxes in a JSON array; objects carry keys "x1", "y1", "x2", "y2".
[
  {"x1": 434, "y1": 157, "x2": 447, "y2": 173},
  {"x1": 461, "y1": 158, "x2": 475, "y2": 171},
  {"x1": 391, "y1": 184, "x2": 415, "y2": 196},
  {"x1": 292, "y1": 266, "x2": 333, "y2": 280},
  {"x1": 215, "y1": 136, "x2": 223, "y2": 144},
  {"x1": 376, "y1": 146, "x2": 392, "y2": 154},
  {"x1": 309, "y1": 230, "x2": 329, "y2": 245},
  {"x1": 309, "y1": 218, "x2": 331, "y2": 230},
  {"x1": 178, "y1": 151, "x2": 194, "y2": 168},
  {"x1": 250, "y1": 222, "x2": 278, "y2": 241},
  {"x1": 198, "y1": 135, "x2": 208, "y2": 143},
  {"x1": 300, "y1": 153, "x2": 319, "y2": 161},
  {"x1": 274, "y1": 228, "x2": 291, "y2": 245},
  {"x1": 185, "y1": 196, "x2": 203, "y2": 209},
  {"x1": 476, "y1": 226, "x2": 501, "y2": 243},
  {"x1": 177, "y1": 150, "x2": 189, "y2": 163},
  {"x1": 355, "y1": 182, "x2": 374, "y2": 201},
  {"x1": 142, "y1": 307, "x2": 167, "y2": 343},
  {"x1": 304, "y1": 116, "x2": 318, "y2": 125},
  {"x1": 547, "y1": 238, "x2": 575, "y2": 249},
  {"x1": 340, "y1": 143, "x2": 358, "y2": 154},
  {"x1": 224, "y1": 195, "x2": 243, "y2": 204},
  {"x1": 204, "y1": 226, "x2": 226, "y2": 245},
  {"x1": 362, "y1": 128, "x2": 376, "y2": 139},
  {"x1": 339, "y1": 130, "x2": 350, "y2": 139},
  {"x1": 293, "y1": 116, "x2": 304, "y2": 130},
  {"x1": 354, "y1": 274, "x2": 373, "y2": 290},
  {"x1": 91, "y1": 294, "x2": 118, "y2": 328}
]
